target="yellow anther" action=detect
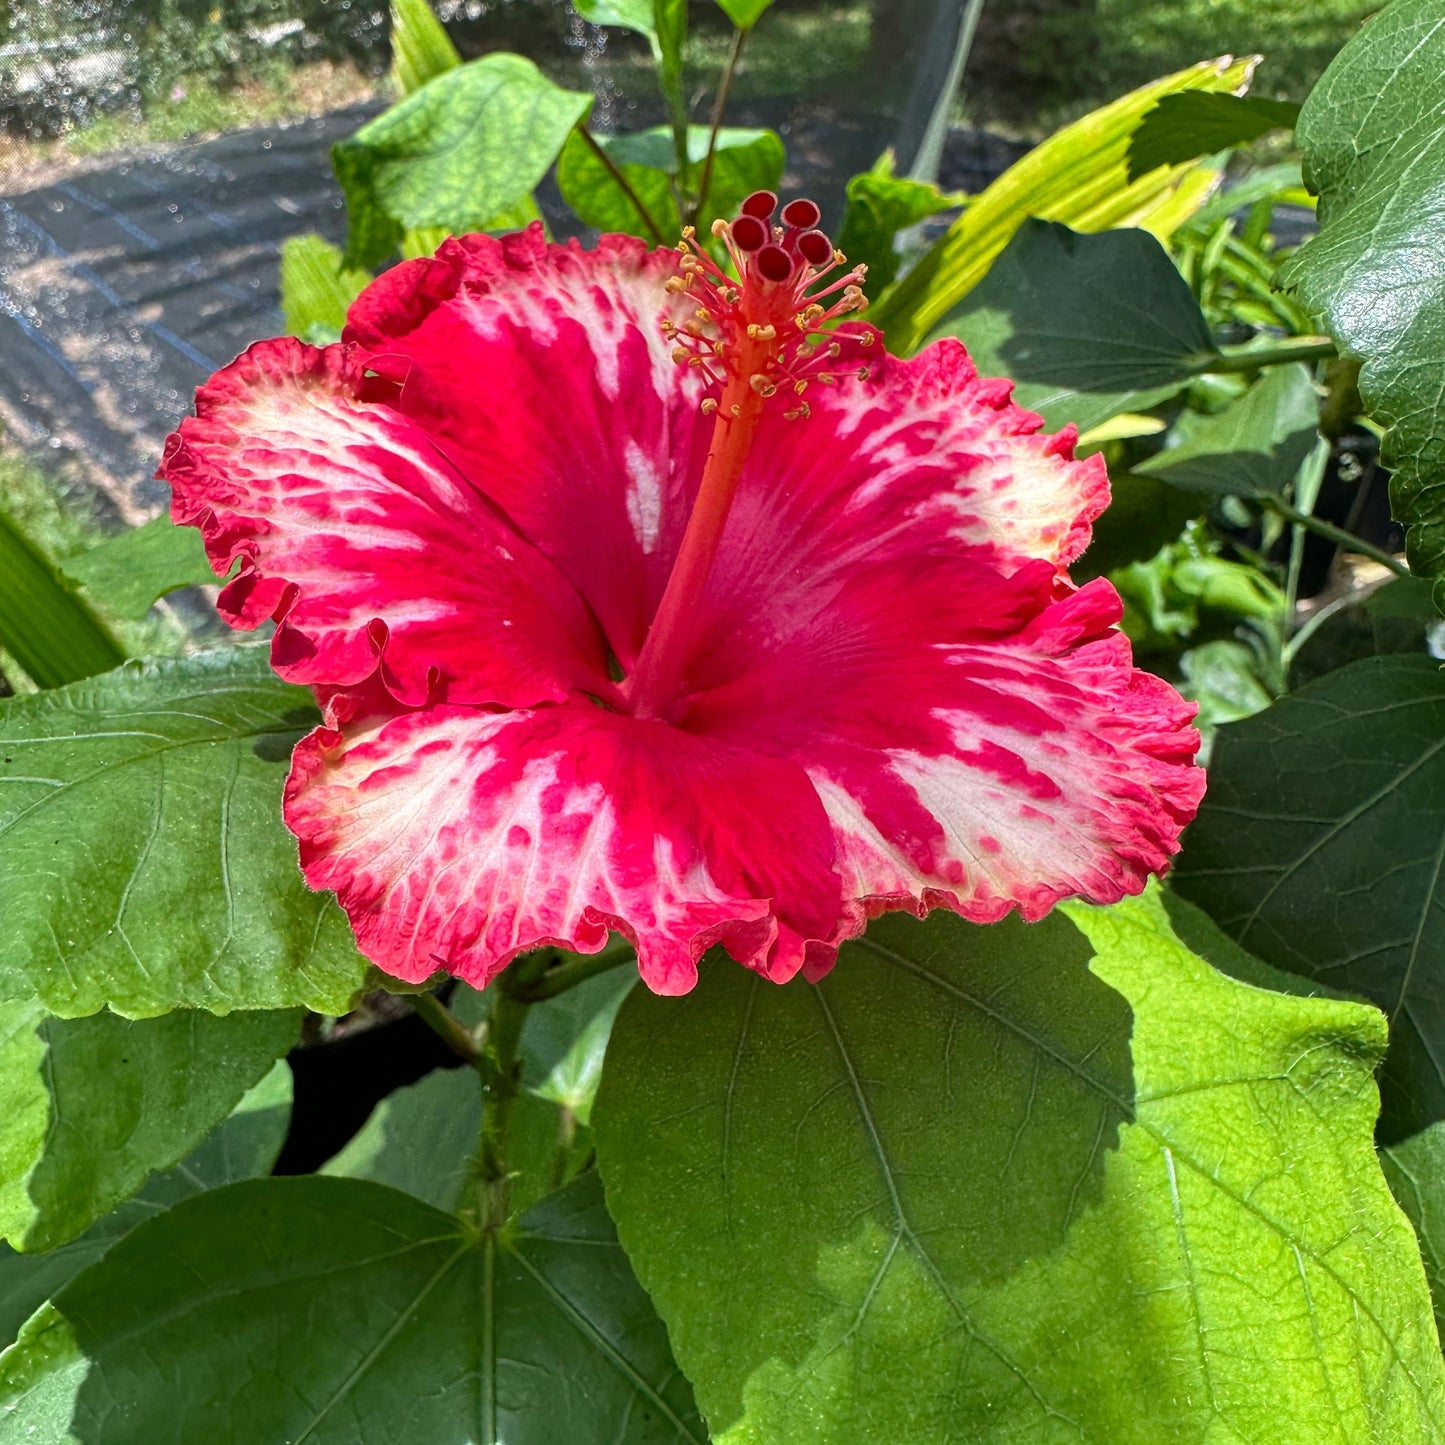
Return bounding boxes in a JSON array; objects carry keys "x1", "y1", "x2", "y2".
[
  {"x1": 749, "y1": 373, "x2": 776, "y2": 397},
  {"x1": 730, "y1": 404, "x2": 742, "y2": 417},
  {"x1": 794, "y1": 380, "x2": 807, "y2": 394},
  {"x1": 682, "y1": 225, "x2": 697, "y2": 240},
  {"x1": 672, "y1": 346, "x2": 691, "y2": 363},
  {"x1": 711, "y1": 218, "x2": 729, "y2": 238},
  {"x1": 664, "y1": 276, "x2": 688, "y2": 294},
  {"x1": 784, "y1": 402, "x2": 811, "y2": 421},
  {"x1": 745, "y1": 323, "x2": 777, "y2": 341},
  {"x1": 828, "y1": 342, "x2": 842, "y2": 357},
  {"x1": 701, "y1": 397, "x2": 719, "y2": 415},
  {"x1": 859, "y1": 331, "x2": 875, "y2": 346}
]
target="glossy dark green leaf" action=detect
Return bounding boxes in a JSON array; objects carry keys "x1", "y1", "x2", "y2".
[
  {"x1": 277, "y1": 233, "x2": 372, "y2": 347},
  {"x1": 556, "y1": 124, "x2": 783, "y2": 243},
  {"x1": 0, "y1": 509, "x2": 125, "y2": 689},
  {"x1": 0, "y1": 1006, "x2": 297, "y2": 1251},
  {"x1": 871, "y1": 57, "x2": 1257, "y2": 354},
  {"x1": 334, "y1": 55, "x2": 591, "y2": 268},
  {"x1": 1127, "y1": 92, "x2": 1301, "y2": 181},
  {"x1": 927, "y1": 219, "x2": 1215, "y2": 433},
  {"x1": 0, "y1": 1174, "x2": 704, "y2": 1445},
  {"x1": 1174, "y1": 654, "x2": 1445, "y2": 1140},
  {"x1": 1279, "y1": 0, "x2": 1445, "y2": 604},
  {"x1": 835, "y1": 151, "x2": 960, "y2": 297},
  {"x1": 58, "y1": 517, "x2": 218, "y2": 622},
  {"x1": 1136, "y1": 361, "x2": 1320, "y2": 497},
  {"x1": 0, "y1": 648, "x2": 373, "y2": 1018},
  {"x1": 595, "y1": 892, "x2": 1445, "y2": 1441},
  {"x1": 0, "y1": 1060, "x2": 291, "y2": 1348}
]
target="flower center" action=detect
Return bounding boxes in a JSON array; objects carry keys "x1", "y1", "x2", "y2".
[{"x1": 623, "y1": 192, "x2": 872, "y2": 722}]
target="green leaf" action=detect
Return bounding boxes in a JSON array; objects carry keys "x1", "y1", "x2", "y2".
[
  {"x1": 871, "y1": 56, "x2": 1257, "y2": 354},
  {"x1": 1127, "y1": 92, "x2": 1301, "y2": 181},
  {"x1": 652, "y1": 0, "x2": 688, "y2": 161},
  {"x1": 1136, "y1": 361, "x2": 1320, "y2": 497},
  {"x1": 57, "y1": 516, "x2": 218, "y2": 622},
  {"x1": 1174, "y1": 654, "x2": 1445, "y2": 1140},
  {"x1": 0, "y1": 1060, "x2": 291, "y2": 1348},
  {"x1": 0, "y1": 1174, "x2": 705, "y2": 1444},
  {"x1": 334, "y1": 54, "x2": 592, "y2": 269},
  {"x1": 927, "y1": 218, "x2": 1215, "y2": 433},
  {"x1": 712, "y1": 0, "x2": 773, "y2": 32},
  {"x1": 0, "y1": 509, "x2": 126, "y2": 690},
  {"x1": 1382, "y1": 1121, "x2": 1445, "y2": 1342},
  {"x1": 323, "y1": 1064, "x2": 594, "y2": 1221},
  {"x1": 529, "y1": 975, "x2": 631, "y2": 1124},
  {"x1": 1279, "y1": 0, "x2": 1445, "y2": 607},
  {"x1": 557, "y1": 125, "x2": 784, "y2": 242},
  {"x1": 0, "y1": 1005, "x2": 297, "y2": 1251},
  {"x1": 278, "y1": 233, "x2": 372, "y2": 346},
  {"x1": 1179, "y1": 637, "x2": 1276, "y2": 732},
  {"x1": 388, "y1": 0, "x2": 461, "y2": 97},
  {"x1": 574, "y1": 0, "x2": 657, "y2": 41},
  {"x1": 0, "y1": 648, "x2": 373, "y2": 1019},
  {"x1": 835, "y1": 151, "x2": 961, "y2": 297},
  {"x1": 594, "y1": 891, "x2": 1445, "y2": 1442},
  {"x1": 321, "y1": 1065, "x2": 479, "y2": 1211}
]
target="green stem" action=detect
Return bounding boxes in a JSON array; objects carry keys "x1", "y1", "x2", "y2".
[
  {"x1": 410, "y1": 991, "x2": 480, "y2": 1064},
  {"x1": 509, "y1": 937, "x2": 636, "y2": 1002},
  {"x1": 1263, "y1": 496, "x2": 1410, "y2": 577},
  {"x1": 1206, "y1": 336, "x2": 1337, "y2": 373},
  {"x1": 576, "y1": 126, "x2": 667, "y2": 245},
  {"x1": 691, "y1": 26, "x2": 748, "y2": 226},
  {"x1": 474, "y1": 985, "x2": 531, "y2": 1230}
]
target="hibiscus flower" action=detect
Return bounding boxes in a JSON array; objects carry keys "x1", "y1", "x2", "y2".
[{"x1": 160, "y1": 195, "x2": 1203, "y2": 996}]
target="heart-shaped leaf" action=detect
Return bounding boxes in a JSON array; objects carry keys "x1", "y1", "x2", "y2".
[{"x1": 594, "y1": 892, "x2": 1445, "y2": 1441}]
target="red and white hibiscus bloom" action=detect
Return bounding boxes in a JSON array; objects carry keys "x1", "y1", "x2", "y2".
[{"x1": 160, "y1": 194, "x2": 1204, "y2": 996}]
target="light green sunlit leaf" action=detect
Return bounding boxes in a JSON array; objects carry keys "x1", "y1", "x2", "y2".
[
  {"x1": 595, "y1": 891, "x2": 1445, "y2": 1441},
  {"x1": 0, "y1": 1007, "x2": 296, "y2": 1251},
  {"x1": 0, "y1": 648, "x2": 373, "y2": 1018}
]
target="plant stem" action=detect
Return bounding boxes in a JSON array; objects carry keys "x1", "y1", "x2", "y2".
[
  {"x1": 692, "y1": 27, "x2": 747, "y2": 226},
  {"x1": 410, "y1": 991, "x2": 480, "y2": 1064},
  {"x1": 576, "y1": 126, "x2": 668, "y2": 245},
  {"x1": 1263, "y1": 496, "x2": 1410, "y2": 577},
  {"x1": 1206, "y1": 336, "x2": 1337, "y2": 373},
  {"x1": 474, "y1": 984, "x2": 531, "y2": 1230},
  {"x1": 509, "y1": 937, "x2": 636, "y2": 1002}
]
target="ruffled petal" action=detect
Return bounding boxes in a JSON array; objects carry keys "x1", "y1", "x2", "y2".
[
  {"x1": 283, "y1": 699, "x2": 843, "y2": 995},
  {"x1": 161, "y1": 336, "x2": 608, "y2": 707},
  {"x1": 685, "y1": 555, "x2": 1203, "y2": 952},
  {"x1": 344, "y1": 226, "x2": 711, "y2": 668}
]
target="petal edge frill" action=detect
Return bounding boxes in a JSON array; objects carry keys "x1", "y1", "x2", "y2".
[
  {"x1": 161, "y1": 336, "x2": 608, "y2": 707},
  {"x1": 283, "y1": 701, "x2": 845, "y2": 995}
]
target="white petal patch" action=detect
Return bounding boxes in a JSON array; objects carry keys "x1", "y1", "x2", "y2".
[{"x1": 624, "y1": 439, "x2": 664, "y2": 553}]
